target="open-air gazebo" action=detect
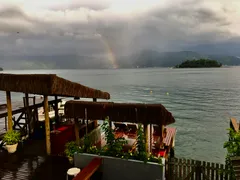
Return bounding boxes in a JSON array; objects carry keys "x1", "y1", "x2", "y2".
[
  {"x1": 64, "y1": 101, "x2": 175, "y2": 154},
  {"x1": 0, "y1": 73, "x2": 110, "y2": 155}
]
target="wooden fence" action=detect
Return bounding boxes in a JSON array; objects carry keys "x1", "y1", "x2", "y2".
[{"x1": 166, "y1": 158, "x2": 231, "y2": 180}]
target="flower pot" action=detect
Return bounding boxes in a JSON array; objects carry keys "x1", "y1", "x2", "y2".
[
  {"x1": 68, "y1": 156, "x2": 73, "y2": 164},
  {"x1": 6, "y1": 143, "x2": 18, "y2": 153}
]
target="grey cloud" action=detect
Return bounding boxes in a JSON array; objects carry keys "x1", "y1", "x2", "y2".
[
  {"x1": 151, "y1": 5, "x2": 230, "y2": 26},
  {"x1": 50, "y1": 2, "x2": 110, "y2": 11},
  {"x1": 0, "y1": 6, "x2": 25, "y2": 18},
  {"x1": 0, "y1": 0, "x2": 239, "y2": 62}
]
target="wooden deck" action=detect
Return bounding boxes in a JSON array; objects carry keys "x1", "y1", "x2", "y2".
[{"x1": 0, "y1": 139, "x2": 72, "y2": 180}]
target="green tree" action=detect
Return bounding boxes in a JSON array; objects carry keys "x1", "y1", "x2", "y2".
[{"x1": 223, "y1": 128, "x2": 240, "y2": 179}]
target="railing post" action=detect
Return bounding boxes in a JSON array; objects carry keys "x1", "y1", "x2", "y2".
[
  {"x1": 168, "y1": 157, "x2": 175, "y2": 180},
  {"x1": 6, "y1": 91, "x2": 12, "y2": 131},
  {"x1": 195, "y1": 161, "x2": 201, "y2": 180},
  {"x1": 44, "y1": 95, "x2": 51, "y2": 155}
]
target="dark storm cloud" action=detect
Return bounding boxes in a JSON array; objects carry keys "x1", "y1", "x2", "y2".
[{"x1": 0, "y1": 0, "x2": 239, "y2": 59}]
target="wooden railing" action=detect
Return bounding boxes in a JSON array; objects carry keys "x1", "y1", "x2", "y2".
[
  {"x1": 73, "y1": 157, "x2": 102, "y2": 180},
  {"x1": 166, "y1": 157, "x2": 230, "y2": 180}
]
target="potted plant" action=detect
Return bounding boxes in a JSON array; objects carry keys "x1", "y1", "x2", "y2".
[{"x1": 3, "y1": 130, "x2": 21, "y2": 153}]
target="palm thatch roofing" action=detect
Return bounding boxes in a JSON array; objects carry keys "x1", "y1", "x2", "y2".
[
  {"x1": 230, "y1": 117, "x2": 239, "y2": 132},
  {"x1": 0, "y1": 74, "x2": 110, "y2": 99},
  {"x1": 64, "y1": 101, "x2": 175, "y2": 126}
]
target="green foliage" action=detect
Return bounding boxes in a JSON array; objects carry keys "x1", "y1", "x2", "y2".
[
  {"x1": 3, "y1": 130, "x2": 21, "y2": 145},
  {"x1": 64, "y1": 141, "x2": 83, "y2": 158},
  {"x1": 224, "y1": 128, "x2": 240, "y2": 156},
  {"x1": 223, "y1": 128, "x2": 240, "y2": 179},
  {"x1": 82, "y1": 134, "x2": 99, "y2": 154},
  {"x1": 175, "y1": 59, "x2": 222, "y2": 68},
  {"x1": 148, "y1": 153, "x2": 162, "y2": 165},
  {"x1": 65, "y1": 117, "x2": 162, "y2": 165},
  {"x1": 64, "y1": 134, "x2": 100, "y2": 158},
  {"x1": 100, "y1": 117, "x2": 127, "y2": 157},
  {"x1": 135, "y1": 124, "x2": 148, "y2": 162}
]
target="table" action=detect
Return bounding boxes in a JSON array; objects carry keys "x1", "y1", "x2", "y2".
[{"x1": 51, "y1": 124, "x2": 75, "y2": 155}]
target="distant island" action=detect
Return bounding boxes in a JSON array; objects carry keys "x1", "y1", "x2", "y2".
[{"x1": 175, "y1": 59, "x2": 222, "y2": 68}]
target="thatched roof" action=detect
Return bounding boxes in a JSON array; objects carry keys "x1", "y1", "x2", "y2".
[
  {"x1": 0, "y1": 74, "x2": 110, "y2": 99},
  {"x1": 64, "y1": 101, "x2": 175, "y2": 126},
  {"x1": 231, "y1": 117, "x2": 239, "y2": 132}
]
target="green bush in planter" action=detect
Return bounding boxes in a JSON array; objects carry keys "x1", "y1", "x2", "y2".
[
  {"x1": 65, "y1": 141, "x2": 83, "y2": 158},
  {"x1": 3, "y1": 130, "x2": 21, "y2": 145}
]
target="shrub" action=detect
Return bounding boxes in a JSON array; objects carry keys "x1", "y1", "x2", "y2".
[{"x1": 3, "y1": 130, "x2": 21, "y2": 145}]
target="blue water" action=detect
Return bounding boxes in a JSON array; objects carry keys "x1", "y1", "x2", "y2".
[{"x1": 1, "y1": 67, "x2": 240, "y2": 163}]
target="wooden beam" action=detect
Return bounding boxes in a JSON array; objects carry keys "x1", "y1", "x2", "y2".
[
  {"x1": 93, "y1": 98, "x2": 98, "y2": 128},
  {"x1": 25, "y1": 93, "x2": 31, "y2": 136},
  {"x1": 73, "y1": 158, "x2": 102, "y2": 180},
  {"x1": 13, "y1": 112, "x2": 24, "y2": 129},
  {"x1": 150, "y1": 124, "x2": 152, "y2": 152},
  {"x1": 44, "y1": 95, "x2": 51, "y2": 155},
  {"x1": 74, "y1": 118, "x2": 80, "y2": 145},
  {"x1": 6, "y1": 91, "x2": 12, "y2": 131},
  {"x1": 85, "y1": 108, "x2": 88, "y2": 134},
  {"x1": 144, "y1": 124, "x2": 149, "y2": 153},
  {"x1": 54, "y1": 96, "x2": 59, "y2": 123},
  {"x1": 109, "y1": 120, "x2": 112, "y2": 129}
]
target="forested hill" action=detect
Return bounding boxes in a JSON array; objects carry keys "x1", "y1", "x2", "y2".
[
  {"x1": 1, "y1": 50, "x2": 240, "y2": 69},
  {"x1": 175, "y1": 59, "x2": 222, "y2": 68},
  {"x1": 117, "y1": 50, "x2": 240, "y2": 68}
]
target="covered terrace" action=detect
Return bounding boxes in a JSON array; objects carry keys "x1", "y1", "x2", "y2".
[
  {"x1": 0, "y1": 73, "x2": 110, "y2": 155},
  {"x1": 64, "y1": 101, "x2": 176, "y2": 156}
]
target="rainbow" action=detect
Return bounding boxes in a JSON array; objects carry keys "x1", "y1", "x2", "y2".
[{"x1": 98, "y1": 36, "x2": 118, "y2": 69}]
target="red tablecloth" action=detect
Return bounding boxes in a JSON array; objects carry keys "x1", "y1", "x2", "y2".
[{"x1": 51, "y1": 124, "x2": 75, "y2": 155}]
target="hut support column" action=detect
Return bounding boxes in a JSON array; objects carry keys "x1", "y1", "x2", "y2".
[
  {"x1": 44, "y1": 95, "x2": 51, "y2": 155},
  {"x1": 85, "y1": 108, "x2": 88, "y2": 135},
  {"x1": 150, "y1": 124, "x2": 152, "y2": 152},
  {"x1": 54, "y1": 96, "x2": 59, "y2": 123},
  {"x1": 93, "y1": 98, "x2": 98, "y2": 128},
  {"x1": 25, "y1": 93, "x2": 31, "y2": 136},
  {"x1": 74, "y1": 118, "x2": 80, "y2": 145},
  {"x1": 144, "y1": 124, "x2": 149, "y2": 153},
  {"x1": 6, "y1": 91, "x2": 12, "y2": 131}
]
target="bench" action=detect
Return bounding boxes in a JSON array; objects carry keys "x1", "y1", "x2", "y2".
[{"x1": 73, "y1": 157, "x2": 102, "y2": 180}]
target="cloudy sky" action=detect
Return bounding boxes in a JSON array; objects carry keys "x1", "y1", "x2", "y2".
[{"x1": 0, "y1": 0, "x2": 240, "y2": 58}]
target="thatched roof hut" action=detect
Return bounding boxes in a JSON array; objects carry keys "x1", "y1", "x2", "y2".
[
  {"x1": 64, "y1": 101, "x2": 175, "y2": 126},
  {"x1": 0, "y1": 74, "x2": 110, "y2": 99}
]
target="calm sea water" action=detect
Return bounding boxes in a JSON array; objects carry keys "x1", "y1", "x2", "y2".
[{"x1": 1, "y1": 67, "x2": 240, "y2": 163}]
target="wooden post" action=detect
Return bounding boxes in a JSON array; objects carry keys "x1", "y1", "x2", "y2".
[
  {"x1": 6, "y1": 91, "x2": 12, "y2": 131},
  {"x1": 85, "y1": 108, "x2": 88, "y2": 135},
  {"x1": 109, "y1": 120, "x2": 112, "y2": 129},
  {"x1": 44, "y1": 95, "x2": 51, "y2": 155},
  {"x1": 33, "y1": 96, "x2": 38, "y2": 122},
  {"x1": 25, "y1": 93, "x2": 31, "y2": 136},
  {"x1": 93, "y1": 98, "x2": 98, "y2": 128},
  {"x1": 54, "y1": 96, "x2": 59, "y2": 123},
  {"x1": 144, "y1": 124, "x2": 149, "y2": 153},
  {"x1": 74, "y1": 118, "x2": 80, "y2": 145},
  {"x1": 150, "y1": 124, "x2": 152, "y2": 152}
]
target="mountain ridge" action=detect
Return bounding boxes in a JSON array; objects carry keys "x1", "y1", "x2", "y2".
[{"x1": 1, "y1": 50, "x2": 240, "y2": 69}]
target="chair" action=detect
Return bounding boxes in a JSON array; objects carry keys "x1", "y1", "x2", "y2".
[
  {"x1": 127, "y1": 124, "x2": 137, "y2": 138},
  {"x1": 114, "y1": 123, "x2": 128, "y2": 133},
  {"x1": 153, "y1": 125, "x2": 161, "y2": 136}
]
